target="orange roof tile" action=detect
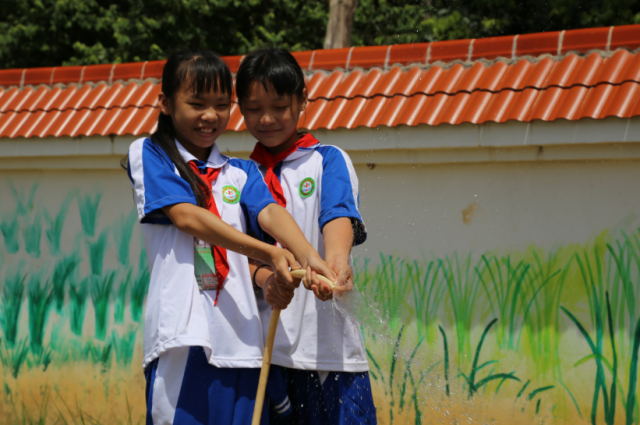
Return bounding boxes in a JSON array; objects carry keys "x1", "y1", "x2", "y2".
[{"x1": 1, "y1": 24, "x2": 640, "y2": 139}]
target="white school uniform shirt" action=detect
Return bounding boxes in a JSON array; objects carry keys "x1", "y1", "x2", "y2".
[
  {"x1": 128, "y1": 137, "x2": 276, "y2": 370},
  {"x1": 253, "y1": 140, "x2": 369, "y2": 372}
]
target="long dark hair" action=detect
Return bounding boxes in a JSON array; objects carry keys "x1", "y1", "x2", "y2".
[
  {"x1": 235, "y1": 48, "x2": 305, "y2": 106},
  {"x1": 122, "y1": 49, "x2": 232, "y2": 208}
]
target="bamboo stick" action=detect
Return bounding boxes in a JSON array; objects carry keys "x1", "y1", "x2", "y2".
[{"x1": 251, "y1": 307, "x2": 281, "y2": 425}]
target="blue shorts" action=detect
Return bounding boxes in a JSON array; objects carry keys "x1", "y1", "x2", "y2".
[
  {"x1": 268, "y1": 366, "x2": 377, "y2": 425},
  {"x1": 144, "y1": 346, "x2": 292, "y2": 425}
]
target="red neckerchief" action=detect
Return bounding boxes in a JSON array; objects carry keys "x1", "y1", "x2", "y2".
[
  {"x1": 188, "y1": 161, "x2": 230, "y2": 306},
  {"x1": 249, "y1": 133, "x2": 319, "y2": 207}
]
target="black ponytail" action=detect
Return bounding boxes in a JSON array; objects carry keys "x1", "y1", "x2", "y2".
[
  {"x1": 122, "y1": 49, "x2": 232, "y2": 208},
  {"x1": 235, "y1": 48, "x2": 305, "y2": 106}
]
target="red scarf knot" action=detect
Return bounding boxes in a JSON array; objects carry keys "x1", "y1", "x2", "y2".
[{"x1": 249, "y1": 133, "x2": 319, "y2": 208}]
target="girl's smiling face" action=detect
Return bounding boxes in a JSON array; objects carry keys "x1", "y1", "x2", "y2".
[
  {"x1": 240, "y1": 81, "x2": 308, "y2": 155},
  {"x1": 159, "y1": 82, "x2": 231, "y2": 161}
]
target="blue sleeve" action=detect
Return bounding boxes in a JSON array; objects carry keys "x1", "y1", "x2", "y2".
[
  {"x1": 318, "y1": 146, "x2": 367, "y2": 245},
  {"x1": 229, "y1": 159, "x2": 277, "y2": 239},
  {"x1": 128, "y1": 138, "x2": 196, "y2": 224}
]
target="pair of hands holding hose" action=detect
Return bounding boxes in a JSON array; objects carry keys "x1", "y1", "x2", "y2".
[
  {"x1": 256, "y1": 216, "x2": 356, "y2": 309},
  {"x1": 258, "y1": 255, "x2": 353, "y2": 309}
]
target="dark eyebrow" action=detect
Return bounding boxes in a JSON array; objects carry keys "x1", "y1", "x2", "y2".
[
  {"x1": 243, "y1": 95, "x2": 288, "y2": 103},
  {"x1": 187, "y1": 93, "x2": 229, "y2": 101}
]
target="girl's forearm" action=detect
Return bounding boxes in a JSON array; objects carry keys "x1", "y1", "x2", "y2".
[
  {"x1": 257, "y1": 203, "x2": 316, "y2": 267},
  {"x1": 322, "y1": 217, "x2": 353, "y2": 263},
  {"x1": 163, "y1": 203, "x2": 276, "y2": 265}
]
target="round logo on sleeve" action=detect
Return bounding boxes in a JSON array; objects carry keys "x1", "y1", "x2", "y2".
[
  {"x1": 299, "y1": 177, "x2": 316, "y2": 198},
  {"x1": 222, "y1": 186, "x2": 240, "y2": 204}
]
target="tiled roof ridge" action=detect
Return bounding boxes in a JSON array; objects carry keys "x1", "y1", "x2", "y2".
[
  {"x1": 2, "y1": 24, "x2": 639, "y2": 89},
  {"x1": 304, "y1": 46, "x2": 640, "y2": 77},
  {"x1": 3, "y1": 55, "x2": 639, "y2": 116},
  {"x1": 309, "y1": 74, "x2": 640, "y2": 104},
  {"x1": 7, "y1": 47, "x2": 636, "y2": 97}
]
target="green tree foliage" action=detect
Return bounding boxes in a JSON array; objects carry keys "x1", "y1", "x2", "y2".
[
  {"x1": 353, "y1": 0, "x2": 640, "y2": 46},
  {"x1": 1, "y1": 0, "x2": 640, "y2": 69},
  {"x1": 0, "y1": 0, "x2": 327, "y2": 69}
]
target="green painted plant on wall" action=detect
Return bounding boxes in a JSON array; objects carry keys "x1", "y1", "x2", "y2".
[
  {"x1": 86, "y1": 340, "x2": 113, "y2": 374},
  {"x1": 113, "y1": 209, "x2": 137, "y2": 267},
  {"x1": 9, "y1": 182, "x2": 38, "y2": 217},
  {"x1": 27, "y1": 266, "x2": 53, "y2": 357},
  {"x1": 561, "y1": 292, "x2": 635, "y2": 425},
  {"x1": 476, "y1": 255, "x2": 532, "y2": 351},
  {"x1": 88, "y1": 227, "x2": 110, "y2": 277},
  {"x1": 1, "y1": 211, "x2": 20, "y2": 254},
  {"x1": 522, "y1": 249, "x2": 571, "y2": 378},
  {"x1": 366, "y1": 325, "x2": 430, "y2": 425},
  {"x1": 354, "y1": 255, "x2": 446, "y2": 340},
  {"x1": 112, "y1": 327, "x2": 137, "y2": 366},
  {"x1": 556, "y1": 231, "x2": 640, "y2": 425},
  {"x1": 22, "y1": 208, "x2": 42, "y2": 258},
  {"x1": 459, "y1": 318, "x2": 521, "y2": 398},
  {"x1": 91, "y1": 270, "x2": 116, "y2": 341},
  {"x1": 131, "y1": 265, "x2": 149, "y2": 323},
  {"x1": 114, "y1": 268, "x2": 132, "y2": 324},
  {"x1": 440, "y1": 252, "x2": 483, "y2": 365},
  {"x1": 607, "y1": 232, "x2": 640, "y2": 357},
  {"x1": 44, "y1": 191, "x2": 76, "y2": 256},
  {"x1": 52, "y1": 251, "x2": 80, "y2": 313},
  {"x1": 411, "y1": 260, "x2": 446, "y2": 344},
  {"x1": 626, "y1": 320, "x2": 640, "y2": 425},
  {"x1": 1, "y1": 182, "x2": 40, "y2": 256},
  {"x1": 0, "y1": 260, "x2": 26, "y2": 347},
  {"x1": 358, "y1": 255, "x2": 414, "y2": 327},
  {"x1": 0, "y1": 338, "x2": 29, "y2": 379},
  {"x1": 78, "y1": 192, "x2": 102, "y2": 237},
  {"x1": 68, "y1": 274, "x2": 90, "y2": 337}
]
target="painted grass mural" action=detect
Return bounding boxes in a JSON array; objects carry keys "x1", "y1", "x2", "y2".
[
  {"x1": 0, "y1": 182, "x2": 148, "y2": 423},
  {"x1": 356, "y1": 234, "x2": 640, "y2": 425},
  {"x1": 0, "y1": 182, "x2": 639, "y2": 424}
]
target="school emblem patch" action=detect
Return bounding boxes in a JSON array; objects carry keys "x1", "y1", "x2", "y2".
[
  {"x1": 222, "y1": 186, "x2": 240, "y2": 204},
  {"x1": 299, "y1": 177, "x2": 315, "y2": 198}
]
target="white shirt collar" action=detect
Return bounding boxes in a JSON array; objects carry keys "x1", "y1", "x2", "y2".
[
  {"x1": 281, "y1": 142, "x2": 321, "y2": 163},
  {"x1": 175, "y1": 139, "x2": 229, "y2": 168}
]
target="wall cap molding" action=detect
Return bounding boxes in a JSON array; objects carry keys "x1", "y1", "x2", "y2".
[{"x1": 1, "y1": 117, "x2": 639, "y2": 169}]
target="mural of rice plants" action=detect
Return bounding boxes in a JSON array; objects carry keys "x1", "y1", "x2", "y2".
[
  {"x1": 0, "y1": 181, "x2": 639, "y2": 424},
  {"x1": 352, "y1": 230, "x2": 640, "y2": 424},
  {"x1": 0, "y1": 183, "x2": 146, "y2": 423}
]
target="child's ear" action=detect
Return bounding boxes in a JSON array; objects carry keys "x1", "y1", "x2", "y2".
[
  {"x1": 300, "y1": 88, "x2": 309, "y2": 112},
  {"x1": 158, "y1": 93, "x2": 171, "y2": 115}
]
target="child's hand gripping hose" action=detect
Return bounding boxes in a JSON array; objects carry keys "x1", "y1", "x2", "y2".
[{"x1": 251, "y1": 270, "x2": 336, "y2": 425}]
